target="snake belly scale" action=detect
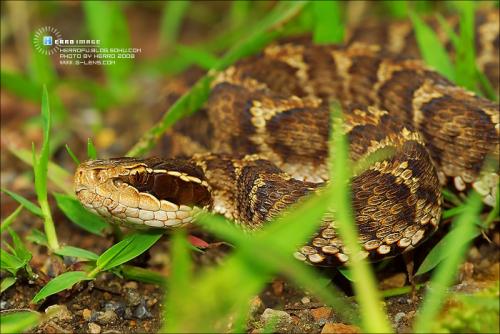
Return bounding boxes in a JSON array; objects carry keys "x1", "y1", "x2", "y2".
[{"x1": 75, "y1": 14, "x2": 499, "y2": 266}]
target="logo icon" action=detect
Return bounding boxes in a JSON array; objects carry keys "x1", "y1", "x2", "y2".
[
  {"x1": 33, "y1": 26, "x2": 61, "y2": 55},
  {"x1": 43, "y1": 36, "x2": 53, "y2": 46}
]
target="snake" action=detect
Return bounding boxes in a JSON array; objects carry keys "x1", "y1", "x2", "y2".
[{"x1": 74, "y1": 10, "x2": 499, "y2": 266}]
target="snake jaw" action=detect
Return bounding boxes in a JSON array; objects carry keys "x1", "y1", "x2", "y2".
[{"x1": 74, "y1": 158, "x2": 212, "y2": 229}]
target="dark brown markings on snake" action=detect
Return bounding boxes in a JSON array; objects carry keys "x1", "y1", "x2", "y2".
[
  {"x1": 377, "y1": 69, "x2": 424, "y2": 120},
  {"x1": 419, "y1": 95, "x2": 497, "y2": 175},
  {"x1": 265, "y1": 107, "x2": 328, "y2": 162},
  {"x1": 171, "y1": 108, "x2": 213, "y2": 150},
  {"x1": 208, "y1": 83, "x2": 258, "y2": 154},
  {"x1": 303, "y1": 46, "x2": 342, "y2": 102},
  {"x1": 236, "y1": 57, "x2": 306, "y2": 97},
  {"x1": 347, "y1": 56, "x2": 382, "y2": 106}
]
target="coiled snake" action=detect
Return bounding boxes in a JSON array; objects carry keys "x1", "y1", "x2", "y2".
[{"x1": 75, "y1": 11, "x2": 499, "y2": 266}]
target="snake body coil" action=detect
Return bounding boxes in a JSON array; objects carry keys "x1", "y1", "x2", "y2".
[{"x1": 75, "y1": 12, "x2": 499, "y2": 266}]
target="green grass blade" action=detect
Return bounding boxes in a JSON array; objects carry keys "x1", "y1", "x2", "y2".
[
  {"x1": 87, "y1": 138, "x2": 97, "y2": 160},
  {"x1": 8, "y1": 147, "x2": 73, "y2": 195},
  {"x1": 413, "y1": 191, "x2": 483, "y2": 333},
  {"x1": 328, "y1": 103, "x2": 391, "y2": 333},
  {"x1": 55, "y1": 246, "x2": 99, "y2": 261},
  {"x1": 175, "y1": 45, "x2": 219, "y2": 69},
  {"x1": 409, "y1": 11, "x2": 455, "y2": 82},
  {"x1": 382, "y1": 0, "x2": 408, "y2": 18},
  {"x1": 31, "y1": 271, "x2": 92, "y2": 304},
  {"x1": 159, "y1": 0, "x2": 190, "y2": 51},
  {"x1": 26, "y1": 229, "x2": 49, "y2": 247},
  {"x1": 0, "y1": 249, "x2": 25, "y2": 276},
  {"x1": 64, "y1": 144, "x2": 80, "y2": 165},
  {"x1": 34, "y1": 86, "x2": 59, "y2": 250},
  {"x1": 452, "y1": 1, "x2": 476, "y2": 91},
  {"x1": 163, "y1": 231, "x2": 193, "y2": 332},
  {"x1": 53, "y1": 193, "x2": 108, "y2": 235},
  {"x1": 0, "y1": 205, "x2": 24, "y2": 233},
  {"x1": 0, "y1": 311, "x2": 41, "y2": 334},
  {"x1": 7, "y1": 228, "x2": 32, "y2": 263},
  {"x1": 121, "y1": 265, "x2": 166, "y2": 286},
  {"x1": 95, "y1": 231, "x2": 163, "y2": 273},
  {"x1": 1, "y1": 188, "x2": 42, "y2": 217},
  {"x1": 0, "y1": 71, "x2": 41, "y2": 102},
  {"x1": 1, "y1": 276, "x2": 17, "y2": 294},
  {"x1": 312, "y1": 0, "x2": 344, "y2": 44}
]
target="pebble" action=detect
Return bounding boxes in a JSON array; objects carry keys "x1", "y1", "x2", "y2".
[
  {"x1": 310, "y1": 307, "x2": 332, "y2": 324},
  {"x1": 45, "y1": 304, "x2": 72, "y2": 321},
  {"x1": 261, "y1": 308, "x2": 292, "y2": 327},
  {"x1": 96, "y1": 310, "x2": 118, "y2": 325},
  {"x1": 301, "y1": 297, "x2": 310, "y2": 304},
  {"x1": 134, "y1": 301, "x2": 152, "y2": 319},
  {"x1": 124, "y1": 281, "x2": 138, "y2": 289},
  {"x1": 104, "y1": 301, "x2": 125, "y2": 317},
  {"x1": 394, "y1": 312, "x2": 406, "y2": 327},
  {"x1": 0, "y1": 301, "x2": 9, "y2": 309},
  {"x1": 125, "y1": 290, "x2": 142, "y2": 306},
  {"x1": 321, "y1": 322, "x2": 359, "y2": 334},
  {"x1": 82, "y1": 308, "x2": 92, "y2": 321},
  {"x1": 88, "y1": 322, "x2": 102, "y2": 334}
]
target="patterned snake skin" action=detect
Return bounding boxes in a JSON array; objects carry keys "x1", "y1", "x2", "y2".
[{"x1": 75, "y1": 10, "x2": 499, "y2": 266}]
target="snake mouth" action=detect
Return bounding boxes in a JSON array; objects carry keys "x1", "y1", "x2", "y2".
[{"x1": 75, "y1": 158, "x2": 212, "y2": 228}]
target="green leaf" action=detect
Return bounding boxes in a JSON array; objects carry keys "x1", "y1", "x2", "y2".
[
  {"x1": 65, "y1": 144, "x2": 80, "y2": 165},
  {"x1": 409, "y1": 11, "x2": 455, "y2": 82},
  {"x1": 0, "y1": 205, "x2": 24, "y2": 233},
  {"x1": 416, "y1": 226, "x2": 481, "y2": 276},
  {"x1": 414, "y1": 191, "x2": 483, "y2": 332},
  {"x1": 54, "y1": 193, "x2": 108, "y2": 236},
  {"x1": 452, "y1": 0, "x2": 476, "y2": 91},
  {"x1": 175, "y1": 45, "x2": 219, "y2": 70},
  {"x1": 0, "y1": 311, "x2": 41, "y2": 334},
  {"x1": 312, "y1": 0, "x2": 344, "y2": 44},
  {"x1": 159, "y1": 0, "x2": 190, "y2": 50},
  {"x1": 96, "y1": 231, "x2": 163, "y2": 272},
  {"x1": 26, "y1": 229, "x2": 49, "y2": 247},
  {"x1": 121, "y1": 265, "x2": 166, "y2": 286},
  {"x1": 1, "y1": 276, "x2": 16, "y2": 294},
  {"x1": 87, "y1": 138, "x2": 97, "y2": 160},
  {"x1": 0, "y1": 249, "x2": 25, "y2": 276},
  {"x1": 1, "y1": 188, "x2": 42, "y2": 217},
  {"x1": 7, "y1": 228, "x2": 32, "y2": 263},
  {"x1": 55, "y1": 246, "x2": 99, "y2": 261},
  {"x1": 34, "y1": 86, "x2": 59, "y2": 250},
  {"x1": 0, "y1": 71, "x2": 41, "y2": 102},
  {"x1": 32, "y1": 271, "x2": 92, "y2": 303}
]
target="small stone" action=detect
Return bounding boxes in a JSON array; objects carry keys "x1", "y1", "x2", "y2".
[
  {"x1": 104, "y1": 301, "x2": 125, "y2": 317},
  {"x1": 321, "y1": 323, "x2": 359, "y2": 334},
  {"x1": 103, "y1": 292, "x2": 112, "y2": 300},
  {"x1": 146, "y1": 297, "x2": 158, "y2": 307},
  {"x1": 82, "y1": 308, "x2": 92, "y2": 321},
  {"x1": 310, "y1": 307, "x2": 332, "y2": 324},
  {"x1": 0, "y1": 301, "x2": 9, "y2": 309},
  {"x1": 394, "y1": 312, "x2": 406, "y2": 327},
  {"x1": 45, "y1": 304, "x2": 72, "y2": 321},
  {"x1": 261, "y1": 308, "x2": 292, "y2": 327},
  {"x1": 88, "y1": 322, "x2": 101, "y2": 334},
  {"x1": 125, "y1": 290, "x2": 142, "y2": 306},
  {"x1": 301, "y1": 297, "x2": 310, "y2": 304},
  {"x1": 96, "y1": 310, "x2": 118, "y2": 325},
  {"x1": 124, "y1": 281, "x2": 138, "y2": 289},
  {"x1": 134, "y1": 301, "x2": 152, "y2": 319},
  {"x1": 123, "y1": 307, "x2": 134, "y2": 320}
]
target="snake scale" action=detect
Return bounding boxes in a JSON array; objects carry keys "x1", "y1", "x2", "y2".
[{"x1": 75, "y1": 10, "x2": 499, "y2": 266}]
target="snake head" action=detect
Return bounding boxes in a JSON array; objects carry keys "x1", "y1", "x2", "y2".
[{"x1": 74, "y1": 157, "x2": 212, "y2": 228}]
